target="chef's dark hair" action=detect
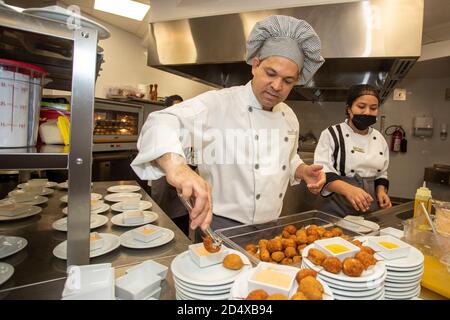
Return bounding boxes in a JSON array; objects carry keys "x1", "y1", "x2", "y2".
[
  {"x1": 345, "y1": 84, "x2": 380, "y2": 116},
  {"x1": 165, "y1": 95, "x2": 183, "y2": 107}
]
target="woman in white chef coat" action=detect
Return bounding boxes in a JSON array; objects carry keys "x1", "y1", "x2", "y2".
[
  {"x1": 314, "y1": 84, "x2": 392, "y2": 217},
  {"x1": 131, "y1": 15, "x2": 326, "y2": 231}
]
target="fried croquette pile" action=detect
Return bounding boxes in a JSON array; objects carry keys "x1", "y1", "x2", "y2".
[
  {"x1": 244, "y1": 224, "x2": 350, "y2": 266},
  {"x1": 245, "y1": 269, "x2": 325, "y2": 300}
]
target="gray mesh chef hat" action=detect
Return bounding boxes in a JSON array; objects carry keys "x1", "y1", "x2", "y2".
[{"x1": 246, "y1": 15, "x2": 325, "y2": 85}]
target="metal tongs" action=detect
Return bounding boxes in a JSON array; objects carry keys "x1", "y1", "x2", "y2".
[{"x1": 177, "y1": 193, "x2": 222, "y2": 252}]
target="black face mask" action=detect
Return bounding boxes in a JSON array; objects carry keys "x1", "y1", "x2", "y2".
[{"x1": 351, "y1": 114, "x2": 377, "y2": 130}]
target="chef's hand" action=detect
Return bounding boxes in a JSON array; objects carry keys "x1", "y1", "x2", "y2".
[
  {"x1": 297, "y1": 164, "x2": 326, "y2": 195},
  {"x1": 376, "y1": 186, "x2": 392, "y2": 209},
  {"x1": 156, "y1": 153, "x2": 212, "y2": 231},
  {"x1": 343, "y1": 185, "x2": 373, "y2": 212}
]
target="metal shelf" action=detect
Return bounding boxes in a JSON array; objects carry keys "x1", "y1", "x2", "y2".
[
  {"x1": 0, "y1": 8, "x2": 104, "y2": 91},
  {"x1": 0, "y1": 7, "x2": 100, "y2": 268},
  {"x1": 0, "y1": 146, "x2": 68, "y2": 170}
]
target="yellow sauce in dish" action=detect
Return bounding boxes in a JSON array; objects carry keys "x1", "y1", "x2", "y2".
[
  {"x1": 141, "y1": 227, "x2": 156, "y2": 235},
  {"x1": 324, "y1": 244, "x2": 349, "y2": 254},
  {"x1": 378, "y1": 241, "x2": 399, "y2": 249},
  {"x1": 253, "y1": 268, "x2": 292, "y2": 289}
]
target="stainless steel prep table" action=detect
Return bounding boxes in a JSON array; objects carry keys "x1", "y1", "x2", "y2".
[{"x1": 0, "y1": 180, "x2": 192, "y2": 299}]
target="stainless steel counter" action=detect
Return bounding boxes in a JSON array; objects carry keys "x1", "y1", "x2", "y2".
[{"x1": 0, "y1": 180, "x2": 192, "y2": 299}]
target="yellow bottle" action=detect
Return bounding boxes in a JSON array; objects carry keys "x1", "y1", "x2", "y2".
[{"x1": 413, "y1": 182, "x2": 432, "y2": 228}]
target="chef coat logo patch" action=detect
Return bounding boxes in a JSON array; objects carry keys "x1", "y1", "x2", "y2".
[{"x1": 352, "y1": 146, "x2": 365, "y2": 153}]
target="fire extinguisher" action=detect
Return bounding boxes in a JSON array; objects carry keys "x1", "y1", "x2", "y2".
[{"x1": 385, "y1": 125, "x2": 407, "y2": 152}]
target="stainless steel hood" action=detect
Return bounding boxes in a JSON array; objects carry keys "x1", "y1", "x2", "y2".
[{"x1": 146, "y1": 0, "x2": 424, "y2": 103}]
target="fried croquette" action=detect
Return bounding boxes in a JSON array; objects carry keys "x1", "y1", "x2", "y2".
[
  {"x1": 292, "y1": 256, "x2": 302, "y2": 264},
  {"x1": 284, "y1": 224, "x2": 297, "y2": 235},
  {"x1": 331, "y1": 227, "x2": 343, "y2": 237},
  {"x1": 281, "y1": 238, "x2": 296, "y2": 249},
  {"x1": 223, "y1": 253, "x2": 244, "y2": 270},
  {"x1": 322, "y1": 256, "x2": 342, "y2": 274},
  {"x1": 282, "y1": 230, "x2": 291, "y2": 239},
  {"x1": 296, "y1": 269, "x2": 318, "y2": 284},
  {"x1": 260, "y1": 249, "x2": 271, "y2": 262},
  {"x1": 306, "y1": 234, "x2": 320, "y2": 244},
  {"x1": 296, "y1": 232, "x2": 308, "y2": 245},
  {"x1": 317, "y1": 227, "x2": 326, "y2": 237},
  {"x1": 299, "y1": 276, "x2": 323, "y2": 300},
  {"x1": 351, "y1": 240, "x2": 363, "y2": 247},
  {"x1": 281, "y1": 258, "x2": 293, "y2": 265},
  {"x1": 284, "y1": 246, "x2": 297, "y2": 258},
  {"x1": 307, "y1": 248, "x2": 327, "y2": 266},
  {"x1": 306, "y1": 228, "x2": 319, "y2": 237},
  {"x1": 342, "y1": 257, "x2": 365, "y2": 277},
  {"x1": 267, "y1": 293, "x2": 288, "y2": 300},
  {"x1": 258, "y1": 239, "x2": 268, "y2": 250},
  {"x1": 360, "y1": 246, "x2": 375, "y2": 255},
  {"x1": 245, "y1": 244, "x2": 258, "y2": 254},
  {"x1": 271, "y1": 251, "x2": 285, "y2": 262},
  {"x1": 267, "y1": 239, "x2": 283, "y2": 253},
  {"x1": 246, "y1": 289, "x2": 268, "y2": 300},
  {"x1": 323, "y1": 231, "x2": 334, "y2": 238},
  {"x1": 291, "y1": 292, "x2": 309, "y2": 300},
  {"x1": 296, "y1": 228, "x2": 307, "y2": 237},
  {"x1": 355, "y1": 251, "x2": 377, "y2": 269}
]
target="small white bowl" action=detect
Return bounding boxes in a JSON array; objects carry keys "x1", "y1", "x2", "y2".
[
  {"x1": 115, "y1": 268, "x2": 162, "y2": 300},
  {"x1": 123, "y1": 211, "x2": 145, "y2": 225},
  {"x1": 188, "y1": 243, "x2": 227, "y2": 268},
  {"x1": 315, "y1": 237, "x2": 360, "y2": 261},
  {"x1": 367, "y1": 235, "x2": 411, "y2": 260},
  {"x1": 131, "y1": 224, "x2": 164, "y2": 243},
  {"x1": 248, "y1": 262, "x2": 297, "y2": 297}
]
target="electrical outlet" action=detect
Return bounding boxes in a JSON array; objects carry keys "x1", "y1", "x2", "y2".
[{"x1": 393, "y1": 88, "x2": 407, "y2": 101}]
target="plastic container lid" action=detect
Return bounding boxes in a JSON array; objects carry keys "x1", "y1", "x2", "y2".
[{"x1": 0, "y1": 58, "x2": 47, "y2": 75}]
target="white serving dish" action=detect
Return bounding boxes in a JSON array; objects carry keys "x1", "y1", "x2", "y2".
[
  {"x1": 368, "y1": 235, "x2": 411, "y2": 260},
  {"x1": 123, "y1": 210, "x2": 145, "y2": 224},
  {"x1": 247, "y1": 262, "x2": 297, "y2": 297},
  {"x1": 315, "y1": 236, "x2": 360, "y2": 260},
  {"x1": 131, "y1": 224, "x2": 164, "y2": 243},
  {"x1": 188, "y1": 242, "x2": 227, "y2": 268},
  {"x1": 62, "y1": 263, "x2": 115, "y2": 300},
  {"x1": 115, "y1": 268, "x2": 162, "y2": 300}
]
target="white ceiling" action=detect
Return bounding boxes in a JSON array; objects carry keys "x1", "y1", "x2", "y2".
[{"x1": 48, "y1": 0, "x2": 450, "y2": 45}]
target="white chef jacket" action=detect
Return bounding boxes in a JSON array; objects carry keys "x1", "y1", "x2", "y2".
[
  {"x1": 131, "y1": 81, "x2": 303, "y2": 224},
  {"x1": 314, "y1": 120, "x2": 389, "y2": 196}
]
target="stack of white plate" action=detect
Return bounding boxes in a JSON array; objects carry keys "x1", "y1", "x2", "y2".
[
  {"x1": 171, "y1": 249, "x2": 251, "y2": 300},
  {"x1": 360, "y1": 238, "x2": 424, "y2": 300},
  {"x1": 301, "y1": 244, "x2": 386, "y2": 300}
]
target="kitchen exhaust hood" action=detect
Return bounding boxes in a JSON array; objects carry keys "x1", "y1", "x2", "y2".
[{"x1": 146, "y1": 0, "x2": 424, "y2": 103}]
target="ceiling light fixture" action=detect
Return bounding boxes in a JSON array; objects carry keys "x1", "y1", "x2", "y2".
[{"x1": 94, "y1": 0, "x2": 150, "y2": 21}]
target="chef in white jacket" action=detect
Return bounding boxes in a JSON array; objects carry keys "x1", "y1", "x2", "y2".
[
  {"x1": 314, "y1": 84, "x2": 392, "y2": 217},
  {"x1": 131, "y1": 15, "x2": 326, "y2": 231}
]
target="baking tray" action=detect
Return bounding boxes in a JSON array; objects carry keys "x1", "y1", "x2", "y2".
[{"x1": 215, "y1": 210, "x2": 378, "y2": 267}]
